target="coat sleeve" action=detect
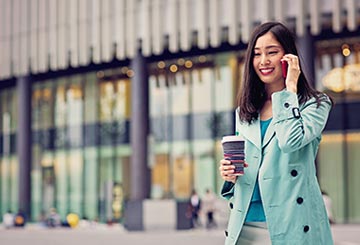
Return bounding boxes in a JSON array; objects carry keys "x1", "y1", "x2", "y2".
[
  {"x1": 272, "y1": 90, "x2": 332, "y2": 153},
  {"x1": 221, "y1": 181, "x2": 235, "y2": 200}
]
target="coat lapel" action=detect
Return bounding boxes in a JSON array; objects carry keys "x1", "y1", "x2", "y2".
[
  {"x1": 262, "y1": 119, "x2": 276, "y2": 149},
  {"x1": 238, "y1": 119, "x2": 261, "y2": 150},
  {"x1": 238, "y1": 118, "x2": 276, "y2": 150}
]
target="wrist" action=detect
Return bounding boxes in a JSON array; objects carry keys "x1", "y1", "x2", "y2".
[{"x1": 286, "y1": 83, "x2": 297, "y2": 94}]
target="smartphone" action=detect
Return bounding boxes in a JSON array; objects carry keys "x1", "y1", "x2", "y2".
[{"x1": 281, "y1": 60, "x2": 288, "y2": 78}]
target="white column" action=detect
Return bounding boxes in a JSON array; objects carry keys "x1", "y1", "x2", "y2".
[
  {"x1": 19, "y1": 0, "x2": 29, "y2": 76},
  {"x1": 49, "y1": 0, "x2": 58, "y2": 70},
  {"x1": 0, "y1": 0, "x2": 5, "y2": 79},
  {"x1": 101, "y1": 0, "x2": 113, "y2": 62},
  {"x1": 296, "y1": 0, "x2": 306, "y2": 36},
  {"x1": 125, "y1": 0, "x2": 137, "y2": 58},
  {"x1": 91, "y1": 0, "x2": 101, "y2": 64},
  {"x1": 309, "y1": 0, "x2": 321, "y2": 35},
  {"x1": 79, "y1": 0, "x2": 90, "y2": 66},
  {"x1": 12, "y1": 0, "x2": 21, "y2": 75},
  {"x1": 346, "y1": 0, "x2": 357, "y2": 31},
  {"x1": 168, "y1": 0, "x2": 179, "y2": 53},
  {"x1": 38, "y1": 0, "x2": 48, "y2": 73},
  {"x1": 332, "y1": 0, "x2": 342, "y2": 33},
  {"x1": 197, "y1": 0, "x2": 208, "y2": 49},
  {"x1": 141, "y1": 0, "x2": 152, "y2": 56},
  {"x1": 58, "y1": 0, "x2": 69, "y2": 69},
  {"x1": 152, "y1": 0, "x2": 163, "y2": 55},
  {"x1": 114, "y1": 0, "x2": 126, "y2": 60},
  {"x1": 29, "y1": 0, "x2": 39, "y2": 73},
  {"x1": 3, "y1": 0, "x2": 12, "y2": 78},
  {"x1": 260, "y1": 0, "x2": 273, "y2": 23},
  {"x1": 228, "y1": 0, "x2": 239, "y2": 45},
  {"x1": 69, "y1": 0, "x2": 79, "y2": 66},
  {"x1": 274, "y1": 0, "x2": 285, "y2": 22},
  {"x1": 240, "y1": 0, "x2": 252, "y2": 43},
  {"x1": 209, "y1": 0, "x2": 220, "y2": 48},
  {"x1": 179, "y1": 0, "x2": 191, "y2": 51}
]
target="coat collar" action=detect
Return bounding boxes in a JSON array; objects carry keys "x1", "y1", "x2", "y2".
[{"x1": 238, "y1": 118, "x2": 275, "y2": 150}]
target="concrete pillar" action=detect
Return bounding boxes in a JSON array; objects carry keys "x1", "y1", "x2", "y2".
[
  {"x1": 296, "y1": 28, "x2": 316, "y2": 87},
  {"x1": 130, "y1": 52, "x2": 150, "y2": 200},
  {"x1": 125, "y1": 52, "x2": 150, "y2": 231},
  {"x1": 17, "y1": 76, "x2": 32, "y2": 220}
]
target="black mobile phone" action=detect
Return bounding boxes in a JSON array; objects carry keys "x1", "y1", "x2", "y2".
[{"x1": 281, "y1": 60, "x2": 288, "y2": 78}]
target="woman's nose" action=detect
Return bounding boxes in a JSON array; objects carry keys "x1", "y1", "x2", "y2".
[{"x1": 260, "y1": 54, "x2": 269, "y2": 65}]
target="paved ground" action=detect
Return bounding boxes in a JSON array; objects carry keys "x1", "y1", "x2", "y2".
[
  {"x1": 2, "y1": 226, "x2": 223, "y2": 245},
  {"x1": 332, "y1": 224, "x2": 360, "y2": 245},
  {"x1": 0, "y1": 224, "x2": 359, "y2": 245}
]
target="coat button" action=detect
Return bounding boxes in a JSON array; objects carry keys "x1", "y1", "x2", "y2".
[
  {"x1": 284, "y1": 102, "x2": 290, "y2": 108},
  {"x1": 229, "y1": 202, "x2": 233, "y2": 209},
  {"x1": 291, "y1": 170, "x2": 298, "y2": 177},
  {"x1": 297, "y1": 197, "x2": 304, "y2": 204},
  {"x1": 225, "y1": 230, "x2": 228, "y2": 237},
  {"x1": 303, "y1": 225, "x2": 310, "y2": 232}
]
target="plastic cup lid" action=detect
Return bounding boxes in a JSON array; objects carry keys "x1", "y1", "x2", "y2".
[{"x1": 221, "y1": 135, "x2": 244, "y2": 143}]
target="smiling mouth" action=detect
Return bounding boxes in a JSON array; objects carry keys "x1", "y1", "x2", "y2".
[{"x1": 259, "y1": 68, "x2": 274, "y2": 75}]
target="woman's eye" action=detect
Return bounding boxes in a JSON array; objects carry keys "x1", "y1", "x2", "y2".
[
  {"x1": 254, "y1": 53, "x2": 261, "y2": 56},
  {"x1": 269, "y1": 51, "x2": 278, "y2": 55}
]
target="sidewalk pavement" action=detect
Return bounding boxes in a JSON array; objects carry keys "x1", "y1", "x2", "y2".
[
  {"x1": 0, "y1": 223, "x2": 359, "y2": 245},
  {"x1": 332, "y1": 224, "x2": 360, "y2": 245}
]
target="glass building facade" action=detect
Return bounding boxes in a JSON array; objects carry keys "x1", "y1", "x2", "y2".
[
  {"x1": 28, "y1": 72, "x2": 132, "y2": 223},
  {"x1": 0, "y1": 88, "x2": 18, "y2": 216},
  {"x1": 315, "y1": 38, "x2": 360, "y2": 223},
  {"x1": 1, "y1": 40, "x2": 360, "y2": 224},
  {"x1": 1, "y1": 0, "x2": 360, "y2": 227},
  {"x1": 148, "y1": 54, "x2": 238, "y2": 200}
]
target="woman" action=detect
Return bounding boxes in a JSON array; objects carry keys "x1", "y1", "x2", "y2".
[{"x1": 219, "y1": 22, "x2": 334, "y2": 244}]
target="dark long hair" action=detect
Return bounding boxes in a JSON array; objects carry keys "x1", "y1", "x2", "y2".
[{"x1": 237, "y1": 21, "x2": 326, "y2": 124}]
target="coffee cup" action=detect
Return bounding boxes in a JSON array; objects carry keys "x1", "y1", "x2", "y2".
[{"x1": 221, "y1": 135, "x2": 245, "y2": 176}]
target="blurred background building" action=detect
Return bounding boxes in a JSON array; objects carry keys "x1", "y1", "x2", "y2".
[{"x1": 0, "y1": 0, "x2": 359, "y2": 230}]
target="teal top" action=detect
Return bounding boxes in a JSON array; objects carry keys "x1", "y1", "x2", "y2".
[{"x1": 245, "y1": 118, "x2": 272, "y2": 222}]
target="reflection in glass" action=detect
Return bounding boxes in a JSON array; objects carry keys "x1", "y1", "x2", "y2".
[
  {"x1": 149, "y1": 53, "x2": 238, "y2": 199},
  {"x1": 98, "y1": 77, "x2": 131, "y2": 222},
  {"x1": 32, "y1": 81, "x2": 55, "y2": 220}
]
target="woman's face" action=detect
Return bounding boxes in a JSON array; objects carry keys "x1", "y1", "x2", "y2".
[{"x1": 252, "y1": 31, "x2": 286, "y2": 89}]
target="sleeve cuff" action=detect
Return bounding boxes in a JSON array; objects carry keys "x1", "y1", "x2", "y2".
[
  {"x1": 221, "y1": 181, "x2": 235, "y2": 199},
  {"x1": 272, "y1": 90, "x2": 300, "y2": 123}
]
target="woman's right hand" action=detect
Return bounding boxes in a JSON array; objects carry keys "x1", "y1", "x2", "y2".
[{"x1": 219, "y1": 159, "x2": 237, "y2": 184}]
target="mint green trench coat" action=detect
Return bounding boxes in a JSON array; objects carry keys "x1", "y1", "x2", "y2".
[{"x1": 221, "y1": 90, "x2": 334, "y2": 245}]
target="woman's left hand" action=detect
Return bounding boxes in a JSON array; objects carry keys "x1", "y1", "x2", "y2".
[{"x1": 281, "y1": 54, "x2": 301, "y2": 94}]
